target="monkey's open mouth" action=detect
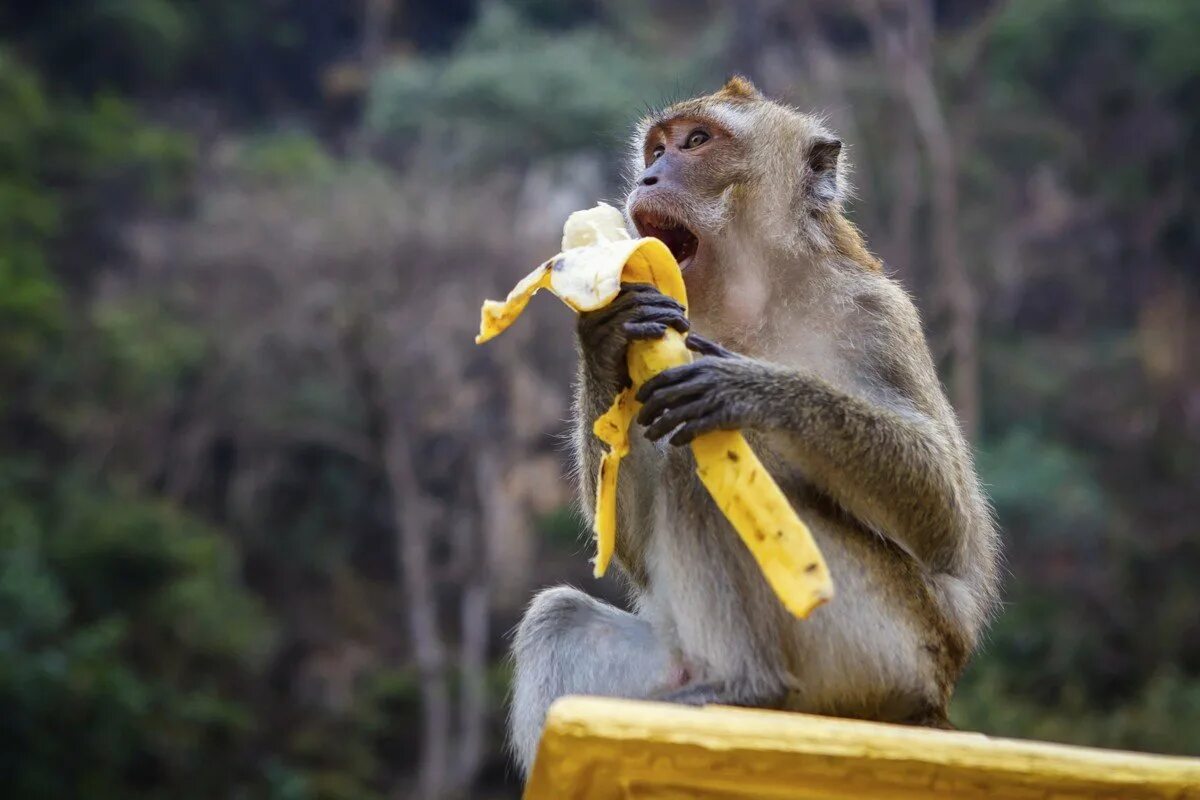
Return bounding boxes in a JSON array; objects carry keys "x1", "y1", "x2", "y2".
[{"x1": 633, "y1": 211, "x2": 699, "y2": 270}]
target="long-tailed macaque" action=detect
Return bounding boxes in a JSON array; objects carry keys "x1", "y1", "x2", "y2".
[{"x1": 508, "y1": 77, "x2": 1001, "y2": 775}]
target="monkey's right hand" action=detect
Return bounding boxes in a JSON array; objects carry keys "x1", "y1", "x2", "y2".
[{"x1": 577, "y1": 283, "x2": 689, "y2": 393}]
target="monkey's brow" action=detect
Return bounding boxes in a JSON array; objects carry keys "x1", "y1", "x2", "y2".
[{"x1": 644, "y1": 108, "x2": 736, "y2": 140}]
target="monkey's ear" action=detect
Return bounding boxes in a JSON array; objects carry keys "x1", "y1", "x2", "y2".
[
  {"x1": 807, "y1": 136, "x2": 843, "y2": 207},
  {"x1": 719, "y1": 75, "x2": 763, "y2": 101}
]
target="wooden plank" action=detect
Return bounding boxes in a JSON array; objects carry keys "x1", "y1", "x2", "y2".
[{"x1": 524, "y1": 696, "x2": 1200, "y2": 800}]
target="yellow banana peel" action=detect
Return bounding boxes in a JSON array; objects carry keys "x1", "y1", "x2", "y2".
[{"x1": 476, "y1": 204, "x2": 833, "y2": 618}]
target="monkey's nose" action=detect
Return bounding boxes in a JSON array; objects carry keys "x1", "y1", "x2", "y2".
[{"x1": 640, "y1": 175, "x2": 658, "y2": 186}]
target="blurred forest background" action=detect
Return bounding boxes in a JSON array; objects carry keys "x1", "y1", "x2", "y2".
[{"x1": 1, "y1": 0, "x2": 1198, "y2": 797}]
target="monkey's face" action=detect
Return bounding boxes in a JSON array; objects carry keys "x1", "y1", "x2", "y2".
[
  {"x1": 627, "y1": 79, "x2": 847, "y2": 317},
  {"x1": 625, "y1": 114, "x2": 749, "y2": 281}
]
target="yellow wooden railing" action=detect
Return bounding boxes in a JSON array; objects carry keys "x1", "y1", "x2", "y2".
[{"x1": 524, "y1": 696, "x2": 1200, "y2": 799}]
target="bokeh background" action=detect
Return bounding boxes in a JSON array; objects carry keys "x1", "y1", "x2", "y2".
[{"x1": 2, "y1": 0, "x2": 1198, "y2": 797}]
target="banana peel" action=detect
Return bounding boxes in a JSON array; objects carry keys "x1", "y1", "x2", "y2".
[{"x1": 476, "y1": 204, "x2": 833, "y2": 618}]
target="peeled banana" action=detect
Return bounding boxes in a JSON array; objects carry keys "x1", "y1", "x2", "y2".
[{"x1": 476, "y1": 203, "x2": 833, "y2": 618}]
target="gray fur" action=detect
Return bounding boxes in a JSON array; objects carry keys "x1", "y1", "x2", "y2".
[{"x1": 508, "y1": 586, "x2": 678, "y2": 771}]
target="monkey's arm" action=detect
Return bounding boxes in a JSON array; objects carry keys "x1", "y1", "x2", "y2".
[
  {"x1": 572, "y1": 286, "x2": 689, "y2": 579},
  {"x1": 636, "y1": 349, "x2": 973, "y2": 575},
  {"x1": 571, "y1": 359, "x2": 619, "y2": 526}
]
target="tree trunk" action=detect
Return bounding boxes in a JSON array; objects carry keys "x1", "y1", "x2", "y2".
[
  {"x1": 456, "y1": 576, "x2": 489, "y2": 786},
  {"x1": 790, "y1": 2, "x2": 879, "y2": 234},
  {"x1": 353, "y1": 0, "x2": 395, "y2": 155},
  {"x1": 452, "y1": 450, "x2": 498, "y2": 790},
  {"x1": 342, "y1": 320, "x2": 452, "y2": 800},
  {"x1": 886, "y1": 122, "x2": 920, "y2": 278},
  {"x1": 384, "y1": 437, "x2": 452, "y2": 800},
  {"x1": 853, "y1": 0, "x2": 981, "y2": 439}
]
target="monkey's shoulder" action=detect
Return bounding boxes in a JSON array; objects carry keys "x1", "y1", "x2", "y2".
[
  {"x1": 827, "y1": 271, "x2": 950, "y2": 419},
  {"x1": 833, "y1": 270, "x2": 924, "y2": 342}
]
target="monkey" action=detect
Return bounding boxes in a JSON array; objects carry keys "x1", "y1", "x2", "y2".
[{"x1": 508, "y1": 76, "x2": 1001, "y2": 776}]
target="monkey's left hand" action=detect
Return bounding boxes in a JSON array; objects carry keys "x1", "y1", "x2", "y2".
[{"x1": 635, "y1": 336, "x2": 771, "y2": 446}]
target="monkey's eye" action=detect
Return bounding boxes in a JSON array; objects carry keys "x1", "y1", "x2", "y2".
[
  {"x1": 651, "y1": 144, "x2": 665, "y2": 161},
  {"x1": 682, "y1": 129, "x2": 710, "y2": 149}
]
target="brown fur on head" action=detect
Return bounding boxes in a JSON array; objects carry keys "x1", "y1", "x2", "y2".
[
  {"x1": 712, "y1": 74, "x2": 764, "y2": 103},
  {"x1": 624, "y1": 76, "x2": 880, "y2": 305}
]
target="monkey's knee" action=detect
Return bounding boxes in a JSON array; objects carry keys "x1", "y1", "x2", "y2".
[
  {"x1": 508, "y1": 586, "x2": 606, "y2": 775},
  {"x1": 508, "y1": 586, "x2": 671, "y2": 776},
  {"x1": 511, "y1": 585, "x2": 604, "y2": 667}
]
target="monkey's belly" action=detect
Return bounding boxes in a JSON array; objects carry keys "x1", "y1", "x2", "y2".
[{"x1": 640, "y1": 473, "x2": 954, "y2": 719}]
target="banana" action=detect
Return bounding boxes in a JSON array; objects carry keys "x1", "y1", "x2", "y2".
[{"x1": 476, "y1": 204, "x2": 833, "y2": 618}]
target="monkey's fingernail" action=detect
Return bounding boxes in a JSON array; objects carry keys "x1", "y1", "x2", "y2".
[{"x1": 670, "y1": 429, "x2": 693, "y2": 446}]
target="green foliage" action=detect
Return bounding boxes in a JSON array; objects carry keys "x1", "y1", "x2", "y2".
[
  {"x1": 0, "y1": 47, "x2": 194, "y2": 392},
  {"x1": 0, "y1": 49, "x2": 194, "y2": 381},
  {"x1": 979, "y1": 428, "x2": 1109, "y2": 541},
  {"x1": 0, "y1": 47, "x2": 331, "y2": 799},
  {"x1": 11, "y1": 0, "x2": 335, "y2": 106},
  {"x1": 0, "y1": 254, "x2": 62, "y2": 379},
  {"x1": 0, "y1": 459, "x2": 276, "y2": 798},
  {"x1": 232, "y1": 131, "x2": 338, "y2": 184},
  {"x1": 0, "y1": 61, "x2": 195, "y2": 214},
  {"x1": 0, "y1": 51, "x2": 64, "y2": 376},
  {"x1": 92, "y1": 297, "x2": 207, "y2": 403},
  {"x1": 54, "y1": 93, "x2": 196, "y2": 207},
  {"x1": 86, "y1": 0, "x2": 196, "y2": 84},
  {"x1": 367, "y1": 3, "x2": 727, "y2": 163},
  {"x1": 535, "y1": 505, "x2": 588, "y2": 550},
  {"x1": 971, "y1": 587, "x2": 1114, "y2": 699},
  {"x1": 955, "y1": 660, "x2": 1200, "y2": 756},
  {"x1": 991, "y1": 0, "x2": 1200, "y2": 97},
  {"x1": 986, "y1": 0, "x2": 1200, "y2": 208}
]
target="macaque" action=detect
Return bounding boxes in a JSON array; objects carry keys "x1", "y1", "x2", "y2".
[{"x1": 508, "y1": 77, "x2": 1001, "y2": 776}]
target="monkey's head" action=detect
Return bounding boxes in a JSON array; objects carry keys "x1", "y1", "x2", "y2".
[{"x1": 626, "y1": 77, "x2": 857, "y2": 313}]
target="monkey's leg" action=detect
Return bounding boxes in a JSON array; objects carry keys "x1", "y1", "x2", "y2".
[{"x1": 508, "y1": 586, "x2": 681, "y2": 776}]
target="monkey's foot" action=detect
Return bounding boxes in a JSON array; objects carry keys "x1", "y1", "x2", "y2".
[{"x1": 656, "y1": 680, "x2": 787, "y2": 709}]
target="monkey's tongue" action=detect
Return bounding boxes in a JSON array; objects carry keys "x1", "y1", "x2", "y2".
[{"x1": 639, "y1": 223, "x2": 698, "y2": 269}]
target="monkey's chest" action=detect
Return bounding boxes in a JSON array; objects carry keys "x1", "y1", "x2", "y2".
[
  {"x1": 649, "y1": 433, "x2": 809, "y2": 564},
  {"x1": 639, "y1": 445, "x2": 800, "y2": 669}
]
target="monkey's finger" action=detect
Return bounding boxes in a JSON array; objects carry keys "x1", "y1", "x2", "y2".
[
  {"x1": 589, "y1": 284, "x2": 671, "y2": 315},
  {"x1": 616, "y1": 283, "x2": 681, "y2": 305},
  {"x1": 669, "y1": 413, "x2": 734, "y2": 446},
  {"x1": 642, "y1": 398, "x2": 717, "y2": 441},
  {"x1": 580, "y1": 306, "x2": 685, "y2": 352},
  {"x1": 636, "y1": 378, "x2": 713, "y2": 427},
  {"x1": 582, "y1": 292, "x2": 684, "y2": 330},
  {"x1": 625, "y1": 306, "x2": 689, "y2": 333},
  {"x1": 635, "y1": 361, "x2": 707, "y2": 403},
  {"x1": 619, "y1": 289, "x2": 686, "y2": 318},
  {"x1": 618, "y1": 282, "x2": 676, "y2": 301},
  {"x1": 622, "y1": 321, "x2": 669, "y2": 341},
  {"x1": 578, "y1": 297, "x2": 636, "y2": 329},
  {"x1": 623, "y1": 295, "x2": 687, "y2": 316},
  {"x1": 685, "y1": 334, "x2": 734, "y2": 359}
]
